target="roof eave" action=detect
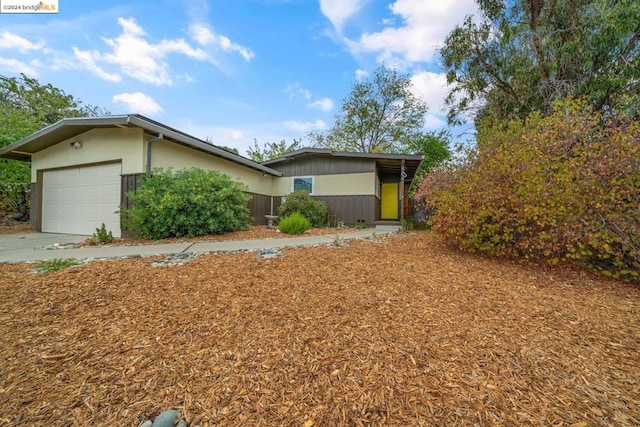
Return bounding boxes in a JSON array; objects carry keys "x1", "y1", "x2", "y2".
[{"x1": 0, "y1": 114, "x2": 282, "y2": 176}]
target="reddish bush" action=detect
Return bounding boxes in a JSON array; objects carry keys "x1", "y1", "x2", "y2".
[{"x1": 414, "y1": 100, "x2": 639, "y2": 281}]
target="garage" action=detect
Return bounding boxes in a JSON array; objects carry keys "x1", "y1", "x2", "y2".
[{"x1": 42, "y1": 162, "x2": 122, "y2": 237}]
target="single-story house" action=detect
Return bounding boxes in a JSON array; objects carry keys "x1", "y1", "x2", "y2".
[{"x1": 0, "y1": 114, "x2": 423, "y2": 237}]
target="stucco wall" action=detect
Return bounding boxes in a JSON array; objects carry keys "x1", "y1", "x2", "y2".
[
  {"x1": 150, "y1": 140, "x2": 275, "y2": 195},
  {"x1": 273, "y1": 172, "x2": 376, "y2": 197},
  {"x1": 31, "y1": 127, "x2": 144, "y2": 182}
]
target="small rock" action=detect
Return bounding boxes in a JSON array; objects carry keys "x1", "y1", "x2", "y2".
[{"x1": 152, "y1": 409, "x2": 181, "y2": 427}]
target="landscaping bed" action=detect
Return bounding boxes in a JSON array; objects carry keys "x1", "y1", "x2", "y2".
[
  {"x1": 0, "y1": 231, "x2": 638, "y2": 426},
  {"x1": 100, "y1": 226, "x2": 359, "y2": 247}
]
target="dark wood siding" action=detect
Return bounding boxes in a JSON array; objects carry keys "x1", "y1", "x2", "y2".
[
  {"x1": 274, "y1": 156, "x2": 375, "y2": 176},
  {"x1": 30, "y1": 176, "x2": 42, "y2": 232},
  {"x1": 248, "y1": 193, "x2": 281, "y2": 225},
  {"x1": 314, "y1": 195, "x2": 376, "y2": 226},
  {"x1": 120, "y1": 173, "x2": 144, "y2": 238},
  {"x1": 121, "y1": 173, "x2": 144, "y2": 210}
]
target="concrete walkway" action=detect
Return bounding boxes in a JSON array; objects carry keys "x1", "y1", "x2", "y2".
[{"x1": 0, "y1": 226, "x2": 401, "y2": 263}]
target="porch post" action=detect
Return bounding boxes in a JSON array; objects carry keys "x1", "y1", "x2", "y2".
[{"x1": 400, "y1": 158, "x2": 405, "y2": 225}]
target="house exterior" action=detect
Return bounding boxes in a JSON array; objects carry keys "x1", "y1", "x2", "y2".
[
  {"x1": 263, "y1": 148, "x2": 422, "y2": 226},
  {"x1": 0, "y1": 115, "x2": 423, "y2": 237}
]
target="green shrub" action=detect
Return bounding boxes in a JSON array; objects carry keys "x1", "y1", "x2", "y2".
[
  {"x1": 121, "y1": 167, "x2": 252, "y2": 239},
  {"x1": 278, "y1": 212, "x2": 311, "y2": 235},
  {"x1": 414, "y1": 99, "x2": 639, "y2": 281},
  {"x1": 278, "y1": 190, "x2": 328, "y2": 227},
  {"x1": 0, "y1": 160, "x2": 30, "y2": 216},
  {"x1": 92, "y1": 223, "x2": 114, "y2": 244}
]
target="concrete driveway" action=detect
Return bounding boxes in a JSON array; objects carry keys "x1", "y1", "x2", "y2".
[
  {"x1": 0, "y1": 226, "x2": 401, "y2": 263},
  {"x1": 0, "y1": 232, "x2": 89, "y2": 263}
]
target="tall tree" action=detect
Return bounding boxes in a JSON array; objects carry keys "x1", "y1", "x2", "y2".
[
  {"x1": 247, "y1": 138, "x2": 302, "y2": 162},
  {"x1": 0, "y1": 74, "x2": 108, "y2": 215},
  {"x1": 441, "y1": 0, "x2": 640, "y2": 125},
  {"x1": 308, "y1": 65, "x2": 427, "y2": 153},
  {"x1": 407, "y1": 130, "x2": 452, "y2": 177}
]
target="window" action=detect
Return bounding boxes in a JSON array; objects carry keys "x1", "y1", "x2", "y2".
[{"x1": 292, "y1": 176, "x2": 314, "y2": 194}]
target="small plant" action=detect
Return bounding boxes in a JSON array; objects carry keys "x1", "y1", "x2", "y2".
[
  {"x1": 91, "y1": 223, "x2": 114, "y2": 244},
  {"x1": 33, "y1": 258, "x2": 82, "y2": 273},
  {"x1": 278, "y1": 212, "x2": 311, "y2": 235},
  {"x1": 278, "y1": 191, "x2": 328, "y2": 227},
  {"x1": 355, "y1": 220, "x2": 368, "y2": 229}
]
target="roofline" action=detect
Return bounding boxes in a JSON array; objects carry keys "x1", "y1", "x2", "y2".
[
  {"x1": 126, "y1": 115, "x2": 282, "y2": 176},
  {"x1": 0, "y1": 114, "x2": 282, "y2": 176},
  {"x1": 262, "y1": 148, "x2": 423, "y2": 165},
  {"x1": 0, "y1": 115, "x2": 133, "y2": 160}
]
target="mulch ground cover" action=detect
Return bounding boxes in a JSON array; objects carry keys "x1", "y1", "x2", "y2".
[{"x1": 0, "y1": 231, "x2": 638, "y2": 426}]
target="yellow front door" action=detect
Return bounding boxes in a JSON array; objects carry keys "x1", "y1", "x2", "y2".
[{"x1": 381, "y1": 182, "x2": 399, "y2": 219}]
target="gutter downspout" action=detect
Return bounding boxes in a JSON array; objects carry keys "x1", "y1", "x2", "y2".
[{"x1": 146, "y1": 133, "x2": 163, "y2": 174}]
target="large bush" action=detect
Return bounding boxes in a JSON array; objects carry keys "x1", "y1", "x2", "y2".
[
  {"x1": 121, "y1": 168, "x2": 252, "y2": 239},
  {"x1": 278, "y1": 190, "x2": 328, "y2": 227},
  {"x1": 415, "y1": 99, "x2": 639, "y2": 281}
]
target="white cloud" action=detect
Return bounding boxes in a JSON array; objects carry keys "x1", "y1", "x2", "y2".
[
  {"x1": 73, "y1": 17, "x2": 209, "y2": 86},
  {"x1": 188, "y1": 23, "x2": 254, "y2": 61},
  {"x1": 179, "y1": 121, "x2": 245, "y2": 143},
  {"x1": 0, "y1": 31, "x2": 44, "y2": 53},
  {"x1": 424, "y1": 113, "x2": 446, "y2": 129},
  {"x1": 284, "y1": 83, "x2": 312, "y2": 100},
  {"x1": 355, "y1": 68, "x2": 368, "y2": 80},
  {"x1": 410, "y1": 70, "x2": 449, "y2": 114},
  {"x1": 112, "y1": 92, "x2": 163, "y2": 115},
  {"x1": 348, "y1": 0, "x2": 478, "y2": 64},
  {"x1": 189, "y1": 23, "x2": 215, "y2": 45},
  {"x1": 284, "y1": 119, "x2": 327, "y2": 133},
  {"x1": 0, "y1": 57, "x2": 39, "y2": 76},
  {"x1": 307, "y1": 97, "x2": 334, "y2": 112},
  {"x1": 320, "y1": 0, "x2": 365, "y2": 32},
  {"x1": 72, "y1": 47, "x2": 121, "y2": 82}
]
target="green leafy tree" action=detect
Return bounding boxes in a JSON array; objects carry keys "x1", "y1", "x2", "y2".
[
  {"x1": 441, "y1": 0, "x2": 640, "y2": 125},
  {"x1": 406, "y1": 130, "x2": 452, "y2": 177},
  {"x1": 308, "y1": 65, "x2": 428, "y2": 153},
  {"x1": 121, "y1": 168, "x2": 252, "y2": 239},
  {"x1": 247, "y1": 138, "x2": 302, "y2": 162},
  {"x1": 0, "y1": 74, "x2": 107, "y2": 216}
]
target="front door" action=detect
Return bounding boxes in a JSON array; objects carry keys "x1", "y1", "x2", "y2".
[{"x1": 381, "y1": 182, "x2": 399, "y2": 220}]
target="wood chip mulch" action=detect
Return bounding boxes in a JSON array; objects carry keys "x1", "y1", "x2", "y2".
[{"x1": 1, "y1": 231, "x2": 638, "y2": 426}]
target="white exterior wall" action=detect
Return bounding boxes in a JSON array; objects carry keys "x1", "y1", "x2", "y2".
[
  {"x1": 150, "y1": 140, "x2": 275, "y2": 195},
  {"x1": 273, "y1": 172, "x2": 376, "y2": 196},
  {"x1": 31, "y1": 127, "x2": 144, "y2": 182}
]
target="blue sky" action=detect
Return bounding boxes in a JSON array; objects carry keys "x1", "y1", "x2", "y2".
[{"x1": 0, "y1": 0, "x2": 479, "y2": 155}]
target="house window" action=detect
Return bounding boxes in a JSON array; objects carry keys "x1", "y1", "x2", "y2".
[{"x1": 292, "y1": 176, "x2": 314, "y2": 194}]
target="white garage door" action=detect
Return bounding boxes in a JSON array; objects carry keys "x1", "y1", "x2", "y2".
[{"x1": 42, "y1": 163, "x2": 122, "y2": 237}]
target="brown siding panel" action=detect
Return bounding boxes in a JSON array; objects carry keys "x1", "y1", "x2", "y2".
[
  {"x1": 314, "y1": 195, "x2": 376, "y2": 226},
  {"x1": 248, "y1": 193, "x2": 281, "y2": 225},
  {"x1": 30, "y1": 179, "x2": 42, "y2": 232},
  {"x1": 275, "y1": 156, "x2": 375, "y2": 176},
  {"x1": 120, "y1": 173, "x2": 144, "y2": 238}
]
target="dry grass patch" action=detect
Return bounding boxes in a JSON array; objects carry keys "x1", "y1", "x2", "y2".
[{"x1": 0, "y1": 231, "x2": 638, "y2": 426}]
